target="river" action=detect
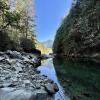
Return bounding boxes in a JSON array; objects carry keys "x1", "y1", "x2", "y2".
[{"x1": 37, "y1": 57, "x2": 100, "y2": 100}]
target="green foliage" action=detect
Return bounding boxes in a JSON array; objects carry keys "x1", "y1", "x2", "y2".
[
  {"x1": 20, "y1": 37, "x2": 35, "y2": 52},
  {"x1": 0, "y1": 30, "x2": 11, "y2": 51},
  {"x1": 5, "y1": 11, "x2": 20, "y2": 28},
  {"x1": 0, "y1": 30, "x2": 20, "y2": 51},
  {"x1": 53, "y1": 0, "x2": 100, "y2": 55},
  {"x1": 0, "y1": 0, "x2": 36, "y2": 52}
]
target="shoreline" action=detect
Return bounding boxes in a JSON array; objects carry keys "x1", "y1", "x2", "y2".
[
  {"x1": 55, "y1": 53, "x2": 100, "y2": 63},
  {"x1": 0, "y1": 50, "x2": 59, "y2": 100}
]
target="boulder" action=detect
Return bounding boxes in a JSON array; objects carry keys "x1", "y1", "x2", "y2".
[
  {"x1": 53, "y1": 83, "x2": 59, "y2": 92},
  {"x1": 35, "y1": 88, "x2": 48, "y2": 100},
  {"x1": 44, "y1": 83, "x2": 59, "y2": 95},
  {"x1": 5, "y1": 50, "x2": 22, "y2": 59},
  {"x1": 0, "y1": 88, "x2": 36, "y2": 100}
]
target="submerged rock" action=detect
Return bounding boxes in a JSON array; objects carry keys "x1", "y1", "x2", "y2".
[{"x1": 53, "y1": 83, "x2": 59, "y2": 92}]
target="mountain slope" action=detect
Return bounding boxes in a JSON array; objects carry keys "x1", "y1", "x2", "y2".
[
  {"x1": 35, "y1": 40, "x2": 52, "y2": 54},
  {"x1": 42, "y1": 40, "x2": 53, "y2": 48},
  {"x1": 53, "y1": 0, "x2": 100, "y2": 56}
]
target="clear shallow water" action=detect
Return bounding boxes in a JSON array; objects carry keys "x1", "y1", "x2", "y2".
[{"x1": 37, "y1": 58, "x2": 67, "y2": 100}]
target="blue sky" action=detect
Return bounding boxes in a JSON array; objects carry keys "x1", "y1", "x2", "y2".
[{"x1": 35, "y1": 0, "x2": 73, "y2": 42}]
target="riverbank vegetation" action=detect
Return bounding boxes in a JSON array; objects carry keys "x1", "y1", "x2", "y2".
[{"x1": 53, "y1": 0, "x2": 100, "y2": 57}]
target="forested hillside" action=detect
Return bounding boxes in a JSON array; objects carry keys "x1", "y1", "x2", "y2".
[
  {"x1": 53, "y1": 0, "x2": 100, "y2": 56},
  {"x1": 0, "y1": 0, "x2": 52, "y2": 54},
  {"x1": 0, "y1": 0, "x2": 36, "y2": 52}
]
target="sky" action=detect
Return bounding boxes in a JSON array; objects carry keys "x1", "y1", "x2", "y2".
[{"x1": 35, "y1": 0, "x2": 73, "y2": 42}]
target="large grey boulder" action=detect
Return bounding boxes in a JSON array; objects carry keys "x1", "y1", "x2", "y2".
[
  {"x1": 45, "y1": 83, "x2": 59, "y2": 95},
  {"x1": 0, "y1": 87, "x2": 53, "y2": 100}
]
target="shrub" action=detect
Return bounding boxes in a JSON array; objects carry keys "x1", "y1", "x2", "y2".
[{"x1": 20, "y1": 37, "x2": 35, "y2": 52}]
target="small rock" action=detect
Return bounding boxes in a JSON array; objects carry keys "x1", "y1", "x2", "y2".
[
  {"x1": 11, "y1": 67, "x2": 16, "y2": 71},
  {"x1": 42, "y1": 75, "x2": 48, "y2": 78},
  {"x1": 5, "y1": 75, "x2": 11, "y2": 80},
  {"x1": 24, "y1": 80, "x2": 31, "y2": 88},
  {"x1": 44, "y1": 83, "x2": 55, "y2": 95},
  {"x1": 23, "y1": 56, "x2": 30, "y2": 62},
  {"x1": 0, "y1": 52, "x2": 4, "y2": 56},
  {"x1": 32, "y1": 57, "x2": 39, "y2": 63},
  {"x1": 0, "y1": 57, "x2": 4, "y2": 61},
  {"x1": 8, "y1": 84, "x2": 16, "y2": 87},
  {"x1": 36, "y1": 70, "x2": 40, "y2": 74},
  {"x1": 48, "y1": 79, "x2": 54, "y2": 84},
  {"x1": 0, "y1": 84, "x2": 4, "y2": 88},
  {"x1": 54, "y1": 83, "x2": 59, "y2": 92},
  {"x1": 29, "y1": 93, "x2": 37, "y2": 100},
  {"x1": 35, "y1": 89, "x2": 48, "y2": 100},
  {"x1": 36, "y1": 83, "x2": 41, "y2": 89},
  {"x1": 15, "y1": 66, "x2": 23, "y2": 73},
  {"x1": 5, "y1": 50, "x2": 13, "y2": 55}
]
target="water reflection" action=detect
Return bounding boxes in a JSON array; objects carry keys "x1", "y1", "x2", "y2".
[
  {"x1": 53, "y1": 57, "x2": 100, "y2": 100},
  {"x1": 37, "y1": 59, "x2": 67, "y2": 100}
]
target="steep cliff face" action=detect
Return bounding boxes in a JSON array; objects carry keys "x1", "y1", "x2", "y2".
[{"x1": 53, "y1": 0, "x2": 100, "y2": 56}]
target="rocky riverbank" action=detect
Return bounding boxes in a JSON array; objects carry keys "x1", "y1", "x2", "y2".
[{"x1": 0, "y1": 50, "x2": 59, "y2": 100}]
